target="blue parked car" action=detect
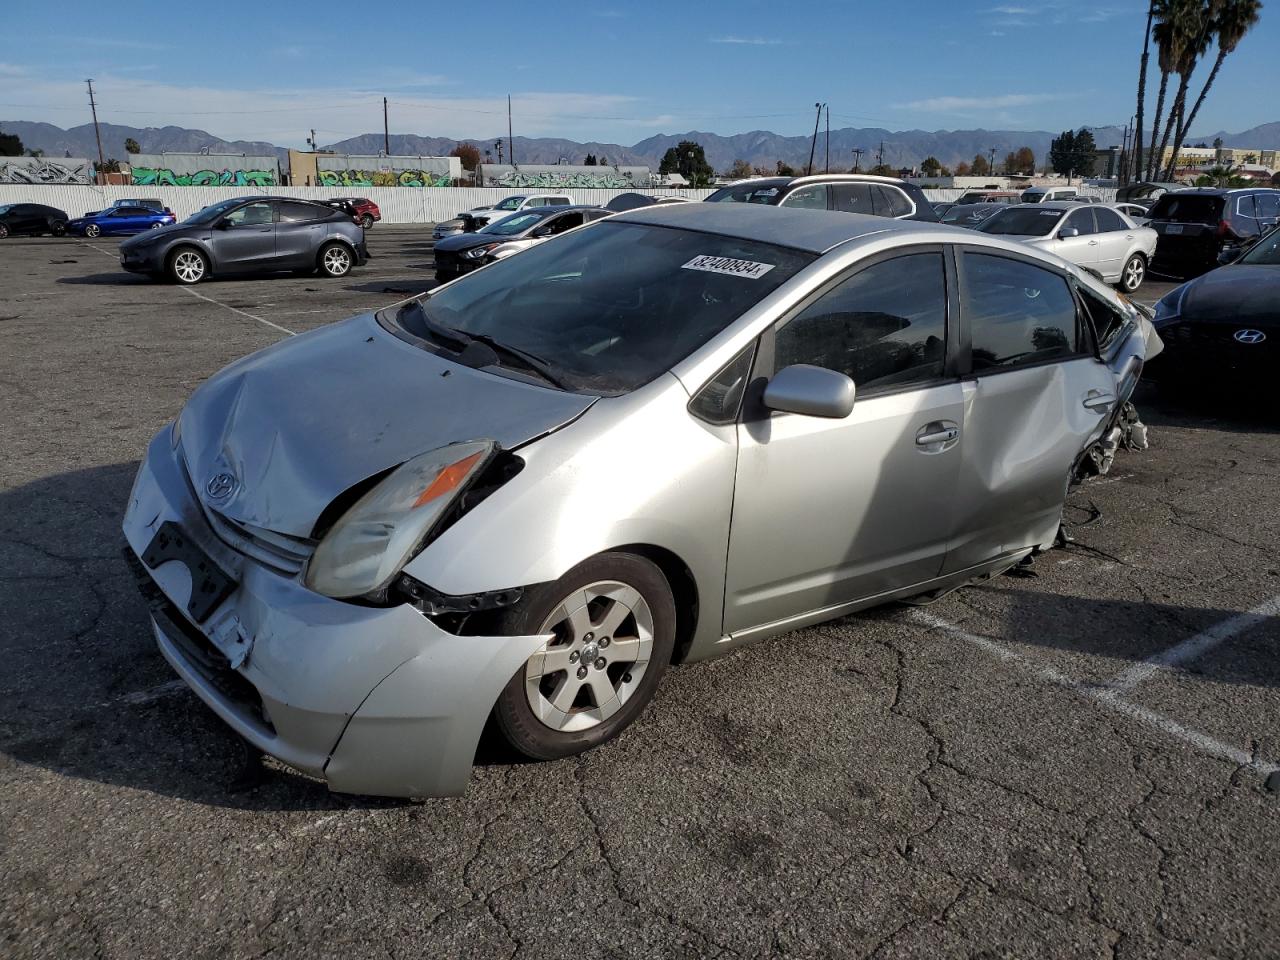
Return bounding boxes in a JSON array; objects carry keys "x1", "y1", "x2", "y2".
[{"x1": 68, "y1": 204, "x2": 176, "y2": 238}]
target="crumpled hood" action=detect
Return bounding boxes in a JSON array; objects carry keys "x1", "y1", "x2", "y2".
[
  {"x1": 1182, "y1": 265, "x2": 1280, "y2": 326},
  {"x1": 178, "y1": 312, "x2": 595, "y2": 538}
]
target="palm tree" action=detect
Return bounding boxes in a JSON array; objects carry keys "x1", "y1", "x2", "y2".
[
  {"x1": 1133, "y1": 1, "x2": 1157, "y2": 184},
  {"x1": 1153, "y1": 0, "x2": 1215, "y2": 181},
  {"x1": 1145, "y1": 0, "x2": 1188, "y2": 179},
  {"x1": 1170, "y1": 0, "x2": 1262, "y2": 170}
]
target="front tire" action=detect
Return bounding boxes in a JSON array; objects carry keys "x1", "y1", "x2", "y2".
[
  {"x1": 168, "y1": 247, "x2": 209, "y2": 285},
  {"x1": 360, "y1": 214, "x2": 375, "y2": 229},
  {"x1": 51, "y1": 221, "x2": 66, "y2": 237},
  {"x1": 0, "y1": 223, "x2": 10, "y2": 239},
  {"x1": 84, "y1": 224, "x2": 101, "y2": 239},
  {"x1": 493, "y1": 553, "x2": 676, "y2": 760},
  {"x1": 1118, "y1": 253, "x2": 1146, "y2": 293},
  {"x1": 319, "y1": 242, "x2": 354, "y2": 278}
]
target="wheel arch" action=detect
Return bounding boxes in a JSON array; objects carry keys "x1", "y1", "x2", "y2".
[
  {"x1": 609, "y1": 543, "x2": 700, "y2": 664},
  {"x1": 315, "y1": 236, "x2": 357, "y2": 268}
]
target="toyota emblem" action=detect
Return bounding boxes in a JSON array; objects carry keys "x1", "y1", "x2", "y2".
[
  {"x1": 1233, "y1": 329, "x2": 1267, "y2": 344},
  {"x1": 205, "y1": 471, "x2": 238, "y2": 501}
]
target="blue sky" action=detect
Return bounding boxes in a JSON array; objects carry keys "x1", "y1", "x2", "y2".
[{"x1": 2, "y1": 1, "x2": 1277, "y2": 148}]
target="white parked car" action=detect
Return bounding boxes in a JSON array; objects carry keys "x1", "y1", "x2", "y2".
[
  {"x1": 977, "y1": 202, "x2": 1159, "y2": 292},
  {"x1": 460, "y1": 194, "x2": 574, "y2": 227}
]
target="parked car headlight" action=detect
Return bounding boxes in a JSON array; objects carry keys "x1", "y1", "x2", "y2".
[
  {"x1": 304, "y1": 440, "x2": 495, "y2": 599},
  {"x1": 462, "y1": 244, "x2": 500, "y2": 260}
]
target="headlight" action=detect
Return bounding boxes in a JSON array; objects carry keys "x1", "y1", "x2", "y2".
[
  {"x1": 303, "y1": 440, "x2": 495, "y2": 599},
  {"x1": 1152, "y1": 284, "x2": 1187, "y2": 327},
  {"x1": 462, "y1": 244, "x2": 499, "y2": 260}
]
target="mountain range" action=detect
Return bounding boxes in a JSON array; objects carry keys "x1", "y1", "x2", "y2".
[{"x1": 5, "y1": 119, "x2": 1280, "y2": 173}]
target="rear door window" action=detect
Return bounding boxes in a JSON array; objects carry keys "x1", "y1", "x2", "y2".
[
  {"x1": 832, "y1": 183, "x2": 876, "y2": 216},
  {"x1": 962, "y1": 253, "x2": 1080, "y2": 370},
  {"x1": 1235, "y1": 194, "x2": 1257, "y2": 219},
  {"x1": 278, "y1": 201, "x2": 327, "y2": 223},
  {"x1": 1255, "y1": 194, "x2": 1280, "y2": 221},
  {"x1": 1094, "y1": 208, "x2": 1127, "y2": 232},
  {"x1": 873, "y1": 186, "x2": 913, "y2": 218}
]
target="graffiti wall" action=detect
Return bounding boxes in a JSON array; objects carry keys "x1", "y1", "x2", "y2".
[
  {"x1": 314, "y1": 154, "x2": 460, "y2": 188},
  {"x1": 0, "y1": 157, "x2": 93, "y2": 184},
  {"x1": 478, "y1": 164, "x2": 651, "y2": 189},
  {"x1": 128, "y1": 153, "x2": 279, "y2": 187}
]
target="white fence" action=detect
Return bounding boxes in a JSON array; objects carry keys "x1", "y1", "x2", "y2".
[{"x1": 0, "y1": 183, "x2": 1117, "y2": 225}]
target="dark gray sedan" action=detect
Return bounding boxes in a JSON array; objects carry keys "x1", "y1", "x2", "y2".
[{"x1": 118, "y1": 197, "x2": 368, "y2": 284}]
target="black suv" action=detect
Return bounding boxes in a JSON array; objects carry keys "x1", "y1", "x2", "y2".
[
  {"x1": 0, "y1": 202, "x2": 69, "y2": 238},
  {"x1": 704, "y1": 174, "x2": 939, "y2": 222},
  {"x1": 1147, "y1": 187, "x2": 1280, "y2": 278}
]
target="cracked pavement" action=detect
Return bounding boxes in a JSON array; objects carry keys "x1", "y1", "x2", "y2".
[{"x1": 1, "y1": 229, "x2": 1277, "y2": 959}]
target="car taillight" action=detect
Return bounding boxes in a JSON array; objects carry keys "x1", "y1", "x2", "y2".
[{"x1": 1217, "y1": 219, "x2": 1233, "y2": 238}]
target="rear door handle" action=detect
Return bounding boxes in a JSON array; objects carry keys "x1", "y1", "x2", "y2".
[
  {"x1": 1082, "y1": 391, "x2": 1115, "y2": 412},
  {"x1": 1088, "y1": 240, "x2": 1099, "y2": 245}
]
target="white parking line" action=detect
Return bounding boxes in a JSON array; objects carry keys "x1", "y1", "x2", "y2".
[
  {"x1": 909, "y1": 609, "x2": 1280, "y2": 776},
  {"x1": 179, "y1": 287, "x2": 297, "y2": 337},
  {"x1": 1107, "y1": 595, "x2": 1280, "y2": 693}
]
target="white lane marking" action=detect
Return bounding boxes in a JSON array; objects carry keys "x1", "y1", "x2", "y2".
[
  {"x1": 76, "y1": 238, "x2": 120, "y2": 259},
  {"x1": 1107, "y1": 595, "x2": 1280, "y2": 693},
  {"x1": 909, "y1": 609, "x2": 1280, "y2": 776},
  {"x1": 180, "y1": 287, "x2": 297, "y2": 337}
]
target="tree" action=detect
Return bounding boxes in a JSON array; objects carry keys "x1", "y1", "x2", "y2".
[
  {"x1": 584, "y1": 153, "x2": 598, "y2": 165},
  {"x1": 775, "y1": 160, "x2": 797, "y2": 176},
  {"x1": 25, "y1": 148, "x2": 44, "y2": 158},
  {"x1": 970, "y1": 153, "x2": 991, "y2": 176},
  {"x1": 1213, "y1": 136, "x2": 1224, "y2": 148},
  {"x1": 1149, "y1": 0, "x2": 1210, "y2": 180},
  {"x1": 939, "y1": 165, "x2": 953, "y2": 177},
  {"x1": 1002, "y1": 152, "x2": 1018, "y2": 175},
  {"x1": 1134, "y1": 0, "x2": 1158, "y2": 184},
  {"x1": 727, "y1": 158, "x2": 754, "y2": 180},
  {"x1": 1169, "y1": 0, "x2": 1262, "y2": 176},
  {"x1": 955, "y1": 161, "x2": 972, "y2": 176},
  {"x1": 921, "y1": 156, "x2": 943, "y2": 177},
  {"x1": 1014, "y1": 146, "x2": 1036, "y2": 173},
  {"x1": 1160, "y1": 0, "x2": 1217, "y2": 178},
  {"x1": 124, "y1": 137, "x2": 140, "y2": 155},
  {"x1": 0, "y1": 126, "x2": 21, "y2": 156},
  {"x1": 658, "y1": 140, "x2": 714, "y2": 186},
  {"x1": 868, "y1": 164, "x2": 895, "y2": 176},
  {"x1": 449, "y1": 143, "x2": 481, "y2": 172},
  {"x1": 1049, "y1": 128, "x2": 1097, "y2": 177}
]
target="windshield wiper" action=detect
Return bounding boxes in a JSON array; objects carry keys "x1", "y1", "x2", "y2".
[{"x1": 396, "y1": 301, "x2": 571, "y2": 389}]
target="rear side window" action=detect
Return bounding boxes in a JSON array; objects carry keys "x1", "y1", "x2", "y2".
[
  {"x1": 279, "y1": 201, "x2": 327, "y2": 223},
  {"x1": 874, "y1": 186, "x2": 913, "y2": 218},
  {"x1": 963, "y1": 253, "x2": 1079, "y2": 369},
  {"x1": 1063, "y1": 209, "x2": 1097, "y2": 235},
  {"x1": 775, "y1": 253, "x2": 948, "y2": 392},
  {"x1": 547, "y1": 197, "x2": 570, "y2": 206},
  {"x1": 780, "y1": 184, "x2": 828, "y2": 210},
  {"x1": 832, "y1": 183, "x2": 875, "y2": 216},
  {"x1": 1094, "y1": 208, "x2": 1127, "y2": 232},
  {"x1": 1235, "y1": 195, "x2": 1257, "y2": 219},
  {"x1": 1148, "y1": 194, "x2": 1224, "y2": 223},
  {"x1": 1256, "y1": 195, "x2": 1280, "y2": 220}
]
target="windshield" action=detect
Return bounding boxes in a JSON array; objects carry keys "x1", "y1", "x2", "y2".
[
  {"x1": 1020, "y1": 191, "x2": 1046, "y2": 203},
  {"x1": 184, "y1": 199, "x2": 246, "y2": 225},
  {"x1": 977, "y1": 207, "x2": 1064, "y2": 236},
  {"x1": 705, "y1": 182, "x2": 785, "y2": 204},
  {"x1": 392, "y1": 221, "x2": 814, "y2": 393},
  {"x1": 493, "y1": 196, "x2": 525, "y2": 211},
  {"x1": 479, "y1": 212, "x2": 543, "y2": 236},
  {"x1": 1240, "y1": 228, "x2": 1280, "y2": 265},
  {"x1": 1147, "y1": 194, "x2": 1225, "y2": 223},
  {"x1": 0, "y1": 205, "x2": 10, "y2": 215}
]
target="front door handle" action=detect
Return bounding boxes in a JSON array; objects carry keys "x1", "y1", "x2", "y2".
[
  {"x1": 1082, "y1": 390, "x2": 1115, "y2": 412},
  {"x1": 1088, "y1": 239, "x2": 1099, "y2": 245},
  {"x1": 916, "y1": 425, "x2": 959, "y2": 446}
]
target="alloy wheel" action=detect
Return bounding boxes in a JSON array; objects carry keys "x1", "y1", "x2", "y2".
[
  {"x1": 524, "y1": 581, "x2": 654, "y2": 733},
  {"x1": 0, "y1": 223, "x2": 8, "y2": 239},
  {"x1": 322, "y1": 246, "x2": 351, "y2": 276},
  {"x1": 85, "y1": 224, "x2": 100, "y2": 238},
  {"x1": 361, "y1": 214, "x2": 374, "y2": 229},
  {"x1": 150, "y1": 222, "x2": 162, "y2": 229},
  {"x1": 1123, "y1": 256, "x2": 1145, "y2": 292},
  {"x1": 173, "y1": 250, "x2": 205, "y2": 283}
]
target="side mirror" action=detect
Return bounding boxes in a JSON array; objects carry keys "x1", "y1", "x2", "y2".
[
  {"x1": 215, "y1": 219, "x2": 232, "y2": 230},
  {"x1": 531, "y1": 226, "x2": 552, "y2": 238},
  {"x1": 1218, "y1": 247, "x2": 1242, "y2": 265},
  {"x1": 762, "y1": 364, "x2": 856, "y2": 419},
  {"x1": 1058, "y1": 226, "x2": 1079, "y2": 239}
]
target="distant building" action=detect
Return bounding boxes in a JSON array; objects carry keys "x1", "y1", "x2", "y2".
[
  {"x1": 478, "y1": 163, "x2": 652, "y2": 189},
  {"x1": 128, "y1": 152, "x2": 281, "y2": 187}
]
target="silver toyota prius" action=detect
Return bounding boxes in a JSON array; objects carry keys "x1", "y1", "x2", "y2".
[{"x1": 123, "y1": 204, "x2": 1160, "y2": 797}]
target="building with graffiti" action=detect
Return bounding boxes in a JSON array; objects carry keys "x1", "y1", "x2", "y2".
[
  {"x1": 128, "y1": 152, "x2": 281, "y2": 187},
  {"x1": 477, "y1": 164, "x2": 651, "y2": 189},
  {"x1": 305, "y1": 154, "x2": 460, "y2": 188},
  {"x1": 0, "y1": 157, "x2": 93, "y2": 184}
]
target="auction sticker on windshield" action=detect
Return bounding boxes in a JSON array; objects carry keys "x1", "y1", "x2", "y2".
[{"x1": 682, "y1": 255, "x2": 776, "y2": 279}]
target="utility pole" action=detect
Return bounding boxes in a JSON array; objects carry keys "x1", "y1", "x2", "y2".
[
  {"x1": 851, "y1": 147, "x2": 863, "y2": 173},
  {"x1": 824, "y1": 104, "x2": 830, "y2": 174},
  {"x1": 507, "y1": 95, "x2": 515, "y2": 166},
  {"x1": 807, "y1": 102, "x2": 823, "y2": 176},
  {"x1": 308, "y1": 129, "x2": 317, "y2": 151},
  {"x1": 383, "y1": 97, "x2": 390, "y2": 156},
  {"x1": 85, "y1": 79, "x2": 105, "y2": 184},
  {"x1": 876, "y1": 139, "x2": 884, "y2": 170},
  {"x1": 989, "y1": 146, "x2": 997, "y2": 176}
]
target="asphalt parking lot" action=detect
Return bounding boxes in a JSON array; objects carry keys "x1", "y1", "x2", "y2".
[{"x1": 1, "y1": 225, "x2": 1277, "y2": 960}]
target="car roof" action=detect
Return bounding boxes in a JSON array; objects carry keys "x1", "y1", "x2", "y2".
[
  {"x1": 1015, "y1": 201, "x2": 1082, "y2": 210},
  {"x1": 611, "y1": 202, "x2": 911, "y2": 253},
  {"x1": 726, "y1": 173, "x2": 913, "y2": 190}
]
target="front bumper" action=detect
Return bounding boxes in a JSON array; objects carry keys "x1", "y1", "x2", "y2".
[
  {"x1": 1151, "y1": 321, "x2": 1277, "y2": 378},
  {"x1": 120, "y1": 245, "x2": 165, "y2": 274},
  {"x1": 121, "y1": 427, "x2": 546, "y2": 797}
]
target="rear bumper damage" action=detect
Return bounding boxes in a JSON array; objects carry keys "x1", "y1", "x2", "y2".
[{"x1": 122, "y1": 428, "x2": 546, "y2": 797}]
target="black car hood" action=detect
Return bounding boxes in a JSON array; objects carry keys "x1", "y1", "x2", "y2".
[
  {"x1": 434, "y1": 231, "x2": 517, "y2": 252},
  {"x1": 1182, "y1": 265, "x2": 1280, "y2": 326},
  {"x1": 177, "y1": 312, "x2": 595, "y2": 538}
]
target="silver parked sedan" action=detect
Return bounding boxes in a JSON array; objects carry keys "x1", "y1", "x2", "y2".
[
  {"x1": 977, "y1": 202, "x2": 1158, "y2": 293},
  {"x1": 123, "y1": 204, "x2": 1160, "y2": 797}
]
